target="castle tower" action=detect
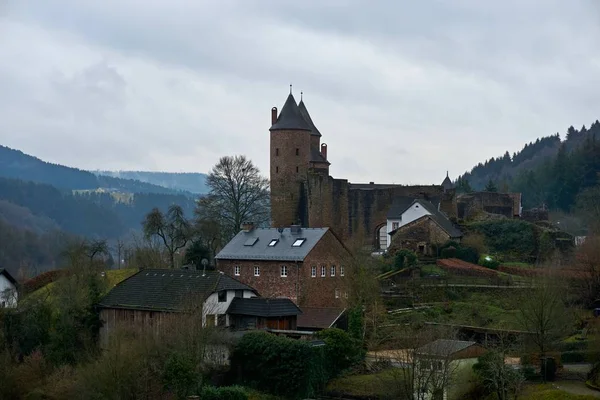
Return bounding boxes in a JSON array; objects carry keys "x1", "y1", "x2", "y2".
[
  {"x1": 298, "y1": 97, "x2": 330, "y2": 175},
  {"x1": 270, "y1": 91, "x2": 313, "y2": 227}
]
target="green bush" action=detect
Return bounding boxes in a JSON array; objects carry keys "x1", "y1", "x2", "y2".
[
  {"x1": 478, "y1": 255, "x2": 500, "y2": 270},
  {"x1": 315, "y1": 328, "x2": 364, "y2": 379},
  {"x1": 162, "y1": 352, "x2": 200, "y2": 399},
  {"x1": 560, "y1": 351, "x2": 600, "y2": 364},
  {"x1": 440, "y1": 246, "x2": 457, "y2": 258},
  {"x1": 394, "y1": 249, "x2": 417, "y2": 270},
  {"x1": 200, "y1": 385, "x2": 248, "y2": 400},
  {"x1": 230, "y1": 332, "x2": 326, "y2": 399},
  {"x1": 471, "y1": 220, "x2": 537, "y2": 260}
]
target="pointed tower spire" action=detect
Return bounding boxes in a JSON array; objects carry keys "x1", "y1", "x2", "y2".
[
  {"x1": 270, "y1": 91, "x2": 311, "y2": 131},
  {"x1": 298, "y1": 95, "x2": 321, "y2": 137}
]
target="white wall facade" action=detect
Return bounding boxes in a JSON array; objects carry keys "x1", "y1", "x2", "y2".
[
  {"x1": 202, "y1": 289, "x2": 256, "y2": 327},
  {"x1": 0, "y1": 274, "x2": 17, "y2": 308},
  {"x1": 384, "y1": 202, "x2": 432, "y2": 249}
]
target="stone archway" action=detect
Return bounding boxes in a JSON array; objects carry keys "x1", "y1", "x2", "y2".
[{"x1": 374, "y1": 222, "x2": 387, "y2": 251}]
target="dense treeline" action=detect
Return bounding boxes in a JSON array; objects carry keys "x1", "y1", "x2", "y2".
[
  {"x1": 0, "y1": 177, "x2": 196, "y2": 239},
  {"x1": 0, "y1": 145, "x2": 190, "y2": 195},
  {"x1": 95, "y1": 171, "x2": 208, "y2": 194},
  {"x1": 458, "y1": 121, "x2": 600, "y2": 210}
]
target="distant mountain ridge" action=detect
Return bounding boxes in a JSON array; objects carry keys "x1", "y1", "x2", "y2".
[
  {"x1": 0, "y1": 145, "x2": 192, "y2": 196},
  {"x1": 94, "y1": 171, "x2": 208, "y2": 194}
]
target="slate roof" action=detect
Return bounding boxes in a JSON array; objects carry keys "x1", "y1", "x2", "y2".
[
  {"x1": 0, "y1": 268, "x2": 17, "y2": 286},
  {"x1": 416, "y1": 339, "x2": 479, "y2": 357},
  {"x1": 441, "y1": 172, "x2": 454, "y2": 190},
  {"x1": 98, "y1": 269, "x2": 256, "y2": 312},
  {"x1": 297, "y1": 307, "x2": 345, "y2": 329},
  {"x1": 386, "y1": 197, "x2": 419, "y2": 219},
  {"x1": 227, "y1": 297, "x2": 302, "y2": 317},
  {"x1": 389, "y1": 199, "x2": 462, "y2": 238},
  {"x1": 270, "y1": 94, "x2": 312, "y2": 131},
  {"x1": 215, "y1": 227, "x2": 330, "y2": 262},
  {"x1": 310, "y1": 148, "x2": 330, "y2": 164},
  {"x1": 298, "y1": 100, "x2": 321, "y2": 137}
]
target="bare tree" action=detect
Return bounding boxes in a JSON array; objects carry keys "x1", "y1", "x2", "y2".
[
  {"x1": 517, "y1": 273, "x2": 569, "y2": 379},
  {"x1": 143, "y1": 205, "x2": 194, "y2": 269},
  {"x1": 473, "y1": 330, "x2": 525, "y2": 400},
  {"x1": 195, "y1": 155, "x2": 270, "y2": 242}
]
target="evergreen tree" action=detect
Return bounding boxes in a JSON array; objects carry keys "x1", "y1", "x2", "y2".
[{"x1": 484, "y1": 180, "x2": 498, "y2": 192}]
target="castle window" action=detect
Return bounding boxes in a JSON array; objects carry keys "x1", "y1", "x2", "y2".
[
  {"x1": 296, "y1": 148, "x2": 299, "y2": 156},
  {"x1": 254, "y1": 266, "x2": 260, "y2": 276},
  {"x1": 281, "y1": 265, "x2": 288, "y2": 277},
  {"x1": 331, "y1": 265, "x2": 336, "y2": 277},
  {"x1": 268, "y1": 239, "x2": 279, "y2": 247},
  {"x1": 311, "y1": 266, "x2": 316, "y2": 277},
  {"x1": 296, "y1": 166, "x2": 299, "y2": 173},
  {"x1": 234, "y1": 266, "x2": 240, "y2": 276},
  {"x1": 341, "y1": 265, "x2": 345, "y2": 276},
  {"x1": 276, "y1": 166, "x2": 279, "y2": 173},
  {"x1": 335, "y1": 288, "x2": 340, "y2": 299},
  {"x1": 276, "y1": 148, "x2": 279, "y2": 156},
  {"x1": 321, "y1": 266, "x2": 326, "y2": 277},
  {"x1": 292, "y1": 238, "x2": 305, "y2": 247}
]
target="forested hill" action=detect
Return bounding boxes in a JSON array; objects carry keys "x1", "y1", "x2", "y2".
[
  {"x1": 95, "y1": 171, "x2": 208, "y2": 194},
  {"x1": 457, "y1": 121, "x2": 600, "y2": 210},
  {"x1": 0, "y1": 145, "x2": 193, "y2": 195}
]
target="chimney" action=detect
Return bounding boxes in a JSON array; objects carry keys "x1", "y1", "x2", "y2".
[
  {"x1": 240, "y1": 221, "x2": 255, "y2": 232},
  {"x1": 290, "y1": 225, "x2": 301, "y2": 235},
  {"x1": 271, "y1": 107, "x2": 278, "y2": 125},
  {"x1": 320, "y1": 143, "x2": 327, "y2": 160}
]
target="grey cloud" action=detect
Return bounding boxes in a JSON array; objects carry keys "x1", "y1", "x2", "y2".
[{"x1": 1, "y1": 1, "x2": 600, "y2": 183}]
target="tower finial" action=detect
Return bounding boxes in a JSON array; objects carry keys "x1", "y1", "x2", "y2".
[
  {"x1": 446, "y1": 170, "x2": 449, "y2": 178},
  {"x1": 301, "y1": 91, "x2": 303, "y2": 101},
  {"x1": 290, "y1": 84, "x2": 292, "y2": 94}
]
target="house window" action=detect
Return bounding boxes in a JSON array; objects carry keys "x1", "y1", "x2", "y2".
[
  {"x1": 292, "y1": 238, "x2": 305, "y2": 247},
  {"x1": 296, "y1": 148, "x2": 299, "y2": 156},
  {"x1": 335, "y1": 288, "x2": 340, "y2": 299},
  {"x1": 311, "y1": 266, "x2": 316, "y2": 277},
  {"x1": 392, "y1": 222, "x2": 399, "y2": 230},
  {"x1": 206, "y1": 314, "x2": 216, "y2": 327},
  {"x1": 217, "y1": 314, "x2": 226, "y2": 327},
  {"x1": 331, "y1": 265, "x2": 336, "y2": 277},
  {"x1": 254, "y1": 266, "x2": 260, "y2": 276},
  {"x1": 234, "y1": 266, "x2": 240, "y2": 276},
  {"x1": 341, "y1": 265, "x2": 345, "y2": 276},
  {"x1": 344, "y1": 291, "x2": 348, "y2": 299},
  {"x1": 235, "y1": 290, "x2": 243, "y2": 298},
  {"x1": 281, "y1": 265, "x2": 288, "y2": 277},
  {"x1": 321, "y1": 266, "x2": 326, "y2": 277},
  {"x1": 268, "y1": 239, "x2": 278, "y2": 247},
  {"x1": 218, "y1": 290, "x2": 227, "y2": 303},
  {"x1": 276, "y1": 148, "x2": 279, "y2": 156}
]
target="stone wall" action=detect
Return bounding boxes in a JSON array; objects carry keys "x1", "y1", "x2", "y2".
[
  {"x1": 387, "y1": 216, "x2": 453, "y2": 256},
  {"x1": 457, "y1": 192, "x2": 516, "y2": 220}
]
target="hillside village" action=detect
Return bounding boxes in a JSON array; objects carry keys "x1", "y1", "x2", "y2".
[{"x1": 1, "y1": 89, "x2": 600, "y2": 400}]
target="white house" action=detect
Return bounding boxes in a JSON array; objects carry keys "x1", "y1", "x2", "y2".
[
  {"x1": 380, "y1": 198, "x2": 445, "y2": 250},
  {"x1": 0, "y1": 268, "x2": 18, "y2": 308}
]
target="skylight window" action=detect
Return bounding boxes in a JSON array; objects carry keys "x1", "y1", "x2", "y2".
[
  {"x1": 244, "y1": 237, "x2": 259, "y2": 246},
  {"x1": 268, "y1": 239, "x2": 279, "y2": 247},
  {"x1": 292, "y1": 238, "x2": 306, "y2": 247}
]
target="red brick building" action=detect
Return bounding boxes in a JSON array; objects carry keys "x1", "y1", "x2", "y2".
[{"x1": 215, "y1": 224, "x2": 351, "y2": 309}]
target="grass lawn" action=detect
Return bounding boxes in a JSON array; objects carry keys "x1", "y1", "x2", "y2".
[
  {"x1": 26, "y1": 268, "x2": 138, "y2": 304},
  {"x1": 520, "y1": 384, "x2": 600, "y2": 399},
  {"x1": 421, "y1": 264, "x2": 447, "y2": 276}
]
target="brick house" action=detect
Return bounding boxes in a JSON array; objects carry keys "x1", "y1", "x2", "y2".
[
  {"x1": 97, "y1": 268, "x2": 301, "y2": 349},
  {"x1": 388, "y1": 199, "x2": 462, "y2": 257},
  {"x1": 215, "y1": 224, "x2": 351, "y2": 309}
]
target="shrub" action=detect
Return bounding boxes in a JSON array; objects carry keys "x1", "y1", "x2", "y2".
[
  {"x1": 478, "y1": 255, "x2": 500, "y2": 270},
  {"x1": 315, "y1": 328, "x2": 365, "y2": 379},
  {"x1": 560, "y1": 351, "x2": 600, "y2": 364},
  {"x1": 471, "y1": 220, "x2": 537, "y2": 260},
  {"x1": 163, "y1": 352, "x2": 201, "y2": 399},
  {"x1": 394, "y1": 249, "x2": 417, "y2": 270},
  {"x1": 441, "y1": 246, "x2": 457, "y2": 259},
  {"x1": 230, "y1": 332, "x2": 326, "y2": 399},
  {"x1": 200, "y1": 385, "x2": 248, "y2": 400}
]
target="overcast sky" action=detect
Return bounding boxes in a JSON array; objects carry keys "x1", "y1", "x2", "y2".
[{"x1": 1, "y1": 1, "x2": 600, "y2": 184}]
